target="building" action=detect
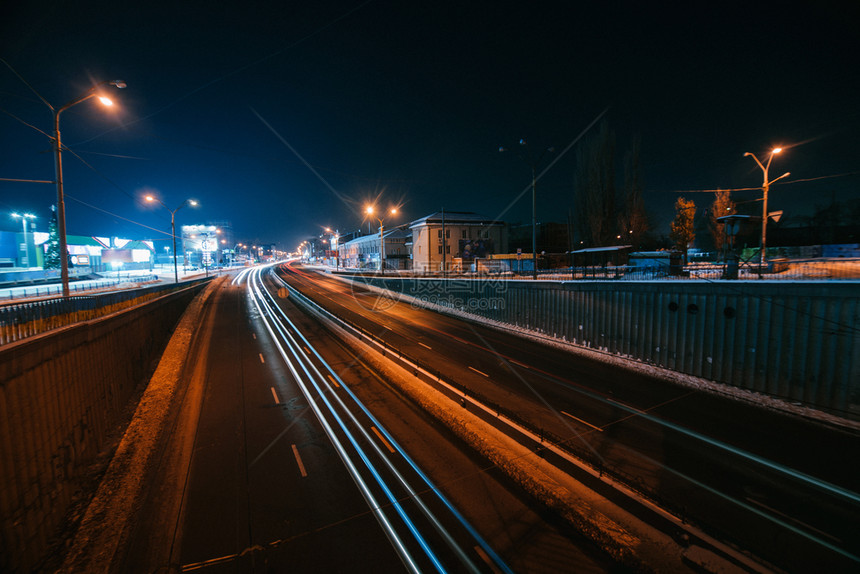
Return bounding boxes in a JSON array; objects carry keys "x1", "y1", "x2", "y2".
[
  {"x1": 340, "y1": 225, "x2": 411, "y2": 270},
  {"x1": 409, "y1": 211, "x2": 507, "y2": 273}
]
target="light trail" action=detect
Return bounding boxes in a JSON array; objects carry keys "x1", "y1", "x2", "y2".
[
  {"x1": 246, "y1": 267, "x2": 423, "y2": 573},
  {"x1": 277, "y1": 263, "x2": 860, "y2": 567},
  {"x1": 248, "y1": 265, "x2": 509, "y2": 573},
  {"x1": 269, "y1": 270, "x2": 513, "y2": 574}
]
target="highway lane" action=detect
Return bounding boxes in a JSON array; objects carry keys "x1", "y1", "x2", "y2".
[
  {"x1": 119, "y1": 265, "x2": 614, "y2": 573},
  {"x1": 250, "y1": 266, "x2": 619, "y2": 573},
  {"x1": 119, "y1": 271, "x2": 407, "y2": 572},
  {"x1": 277, "y1": 262, "x2": 860, "y2": 572},
  {"x1": 257, "y1": 268, "x2": 617, "y2": 573}
]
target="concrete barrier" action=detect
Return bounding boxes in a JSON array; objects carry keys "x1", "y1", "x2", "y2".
[{"x1": 0, "y1": 283, "x2": 206, "y2": 573}]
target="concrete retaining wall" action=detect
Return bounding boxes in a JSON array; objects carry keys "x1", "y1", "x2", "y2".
[
  {"x1": 351, "y1": 275, "x2": 860, "y2": 417},
  {"x1": 0, "y1": 284, "x2": 206, "y2": 573}
]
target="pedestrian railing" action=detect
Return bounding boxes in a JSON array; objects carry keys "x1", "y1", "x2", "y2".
[{"x1": 0, "y1": 278, "x2": 211, "y2": 346}]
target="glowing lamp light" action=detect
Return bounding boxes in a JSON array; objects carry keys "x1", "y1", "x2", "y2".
[
  {"x1": 98, "y1": 96, "x2": 114, "y2": 106},
  {"x1": 772, "y1": 147, "x2": 782, "y2": 154}
]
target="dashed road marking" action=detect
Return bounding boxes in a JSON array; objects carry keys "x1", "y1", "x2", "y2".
[
  {"x1": 292, "y1": 444, "x2": 307, "y2": 477},
  {"x1": 561, "y1": 410, "x2": 603, "y2": 432},
  {"x1": 371, "y1": 426, "x2": 396, "y2": 453},
  {"x1": 270, "y1": 387, "x2": 279, "y2": 404},
  {"x1": 259, "y1": 353, "x2": 265, "y2": 363},
  {"x1": 474, "y1": 545, "x2": 502, "y2": 574},
  {"x1": 468, "y1": 366, "x2": 489, "y2": 378}
]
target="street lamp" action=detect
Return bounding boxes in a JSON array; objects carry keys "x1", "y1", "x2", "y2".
[
  {"x1": 10, "y1": 212, "x2": 37, "y2": 267},
  {"x1": 145, "y1": 195, "x2": 198, "y2": 284},
  {"x1": 500, "y1": 139, "x2": 554, "y2": 279},
  {"x1": 744, "y1": 148, "x2": 790, "y2": 267},
  {"x1": 366, "y1": 205, "x2": 398, "y2": 274},
  {"x1": 49, "y1": 80, "x2": 127, "y2": 297}
]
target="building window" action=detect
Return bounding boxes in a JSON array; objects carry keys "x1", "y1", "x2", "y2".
[
  {"x1": 438, "y1": 229, "x2": 443, "y2": 239},
  {"x1": 438, "y1": 245, "x2": 443, "y2": 254},
  {"x1": 461, "y1": 229, "x2": 467, "y2": 238},
  {"x1": 446, "y1": 245, "x2": 450, "y2": 254}
]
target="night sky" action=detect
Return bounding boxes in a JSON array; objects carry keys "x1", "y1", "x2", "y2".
[{"x1": 2, "y1": 1, "x2": 858, "y2": 251}]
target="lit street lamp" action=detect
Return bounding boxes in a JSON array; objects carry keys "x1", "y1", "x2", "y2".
[
  {"x1": 10, "y1": 212, "x2": 36, "y2": 267},
  {"x1": 744, "y1": 148, "x2": 790, "y2": 267},
  {"x1": 47, "y1": 80, "x2": 127, "y2": 297},
  {"x1": 366, "y1": 205, "x2": 398, "y2": 274},
  {"x1": 500, "y1": 139, "x2": 554, "y2": 279},
  {"x1": 145, "y1": 195, "x2": 198, "y2": 283}
]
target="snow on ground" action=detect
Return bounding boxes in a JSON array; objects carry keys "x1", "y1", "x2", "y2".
[
  {"x1": 308, "y1": 282, "x2": 756, "y2": 573},
  {"x1": 329, "y1": 271, "x2": 859, "y2": 433},
  {"x1": 58, "y1": 277, "x2": 225, "y2": 572}
]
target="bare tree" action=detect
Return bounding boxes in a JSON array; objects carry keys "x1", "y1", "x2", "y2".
[
  {"x1": 670, "y1": 197, "x2": 696, "y2": 264},
  {"x1": 618, "y1": 136, "x2": 649, "y2": 249},
  {"x1": 573, "y1": 121, "x2": 616, "y2": 246}
]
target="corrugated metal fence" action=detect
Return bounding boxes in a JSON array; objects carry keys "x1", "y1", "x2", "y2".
[{"x1": 354, "y1": 275, "x2": 860, "y2": 416}]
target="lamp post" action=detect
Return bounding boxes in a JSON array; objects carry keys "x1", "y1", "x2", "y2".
[
  {"x1": 145, "y1": 195, "x2": 197, "y2": 284},
  {"x1": 500, "y1": 139, "x2": 554, "y2": 279},
  {"x1": 48, "y1": 80, "x2": 127, "y2": 297},
  {"x1": 366, "y1": 206, "x2": 398, "y2": 274},
  {"x1": 744, "y1": 148, "x2": 790, "y2": 267},
  {"x1": 11, "y1": 212, "x2": 36, "y2": 267}
]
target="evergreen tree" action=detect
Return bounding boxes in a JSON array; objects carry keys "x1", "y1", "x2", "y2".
[
  {"x1": 670, "y1": 197, "x2": 696, "y2": 264},
  {"x1": 708, "y1": 189, "x2": 735, "y2": 258},
  {"x1": 44, "y1": 205, "x2": 61, "y2": 270}
]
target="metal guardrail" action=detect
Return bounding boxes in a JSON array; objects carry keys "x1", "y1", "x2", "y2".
[
  {"x1": 0, "y1": 278, "x2": 212, "y2": 346},
  {"x1": 0, "y1": 275, "x2": 160, "y2": 301},
  {"x1": 527, "y1": 258, "x2": 860, "y2": 281}
]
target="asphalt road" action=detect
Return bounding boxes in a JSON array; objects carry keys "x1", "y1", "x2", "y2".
[
  {"x1": 117, "y1": 266, "x2": 615, "y2": 573},
  {"x1": 277, "y1": 263, "x2": 860, "y2": 573}
]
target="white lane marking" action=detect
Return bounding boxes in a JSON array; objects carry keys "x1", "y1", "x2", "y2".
[
  {"x1": 371, "y1": 426, "x2": 396, "y2": 453},
  {"x1": 561, "y1": 410, "x2": 604, "y2": 432},
  {"x1": 292, "y1": 444, "x2": 308, "y2": 477},
  {"x1": 270, "y1": 387, "x2": 280, "y2": 404},
  {"x1": 418, "y1": 342, "x2": 432, "y2": 350},
  {"x1": 259, "y1": 353, "x2": 265, "y2": 363},
  {"x1": 468, "y1": 366, "x2": 489, "y2": 378}
]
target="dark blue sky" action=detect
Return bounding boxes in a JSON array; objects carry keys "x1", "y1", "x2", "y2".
[{"x1": 2, "y1": 1, "x2": 858, "y2": 250}]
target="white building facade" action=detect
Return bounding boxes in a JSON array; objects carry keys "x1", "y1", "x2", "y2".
[{"x1": 409, "y1": 211, "x2": 506, "y2": 273}]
